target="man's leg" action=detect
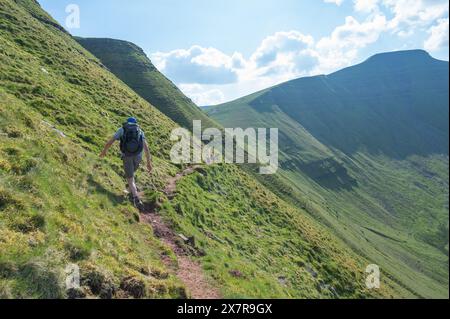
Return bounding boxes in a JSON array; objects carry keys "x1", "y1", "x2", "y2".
[
  {"x1": 132, "y1": 155, "x2": 142, "y2": 198},
  {"x1": 124, "y1": 156, "x2": 141, "y2": 201},
  {"x1": 124, "y1": 155, "x2": 145, "y2": 209},
  {"x1": 127, "y1": 176, "x2": 139, "y2": 198}
]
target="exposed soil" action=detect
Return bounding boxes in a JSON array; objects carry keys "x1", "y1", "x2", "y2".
[
  {"x1": 140, "y1": 165, "x2": 221, "y2": 299},
  {"x1": 163, "y1": 165, "x2": 202, "y2": 198}
]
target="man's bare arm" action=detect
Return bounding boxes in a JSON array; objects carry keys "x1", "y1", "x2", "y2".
[
  {"x1": 100, "y1": 138, "x2": 116, "y2": 158},
  {"x1": 143, "y1": 140, "x2": 153, "y2": 173}
]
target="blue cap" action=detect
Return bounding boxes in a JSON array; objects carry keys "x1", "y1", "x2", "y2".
[{"x1": 127, "y1": 117, "x2": 137, "y2": 124}]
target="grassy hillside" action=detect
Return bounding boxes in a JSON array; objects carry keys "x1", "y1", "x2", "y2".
[
  {"x1": 0, "y1": 0, "x2": 405, "y2": 299},
  {"x1": 75, "y1": 37, "x2": 219, "y2": 131},
  {"x1": 206, "y1": 51, "x2": 449, "y2": 298}
]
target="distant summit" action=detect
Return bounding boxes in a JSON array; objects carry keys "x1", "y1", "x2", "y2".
[
  {"x1": 206, "y1": 49, "x2": 449, "y2": 298},
  {"x1": 76, "y1": 37, "x2": 219, "y2": 130},
  {"x1": 365, "y1": 49, "x2": 434, "y2": 63}
]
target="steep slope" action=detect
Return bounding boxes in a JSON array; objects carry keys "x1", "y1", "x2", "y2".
[
  {"x1": 207, "y1": 50, "x2": 448, "y2": 162},
  {"x1": 0, "y1": 0, "x2": 185, "y2": 299},
  {"x1": 0, "y1": 0, "x2": 405, "y2": 299},
  {"x1": 206, "y1": 51, "x2": 449, "y2": 298},
  {"x1": 75, "y1": 37, "x2": 219, "y2": 131}
]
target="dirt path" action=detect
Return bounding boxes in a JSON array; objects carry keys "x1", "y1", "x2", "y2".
[
  {"x1": 163, "y1": 165, "x2": 202, "y2": 198},
  {"x1": 140, "y1": 165, "x2": 221, "y2": 299}
]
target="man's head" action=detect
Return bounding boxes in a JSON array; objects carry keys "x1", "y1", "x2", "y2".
[{"x1": 127, "y1": 117, "x2": 137, "y2": 124}]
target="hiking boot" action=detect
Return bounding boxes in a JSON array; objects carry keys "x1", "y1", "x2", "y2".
[
  {"x1": 125, "y1": 185, "x2": 141, "y2": 194},
  {"x1": 132, "y1": 196, "x2": 144, "y2": 211}
]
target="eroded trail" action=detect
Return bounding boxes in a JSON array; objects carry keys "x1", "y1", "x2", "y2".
[
  {"x1": 163, "y1": 165, "x2": 202, "y2": 198},
  {"x1": 140, "y1": 165, "x2": 221, "y2": 299}
]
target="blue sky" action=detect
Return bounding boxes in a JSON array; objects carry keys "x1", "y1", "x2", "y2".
[{"x1": 40, "y1": 0, "x2": 449, "y2": 105}]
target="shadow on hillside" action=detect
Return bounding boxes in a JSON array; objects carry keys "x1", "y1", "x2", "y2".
[
  {"x1": 87, "y1": 175, "x2": 124, "y2": 205},
  {"x1": 283, "y1": 157, "x2": 358, "y2": 191}
]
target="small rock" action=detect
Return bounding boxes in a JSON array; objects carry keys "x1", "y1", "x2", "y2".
[
  {"x1": 187, "y1": 236, "x2": 196, "y2": 247},
  {"x1": 278, "y1": 276, "x2": 288, "y2": 286},
  {"x1": 229, "y1": 270, "x2": 244, "y2": 278},
  {"x1": 178, "y1": 234, "x2": 196, "y2": 247},
  {"x1": 41, "y1": 120, "x2": 66, "y2": 138}
]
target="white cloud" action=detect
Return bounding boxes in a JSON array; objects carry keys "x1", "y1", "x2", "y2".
[
  {"x1": 324, "y1": 0, "x2": 344, "y2": 6},
  {"x1": 246, "y1": 31, "x2": 319, "y2": 79},
  {"x1": 151, "y1": 45, "x2": 238, "y2": 85},
  {"x1": 251, "y1": 31, "x2": 314, "y2": 67},
  {"x1": 152, "y1": 31, "x2": 322, "y2": 104},
  {"x1": 322, "y1": 15, "x2": 387, "y2": 49},
  {"x1": 354, "y1": 0, "x2": 380, "y2": 13},
  {"x1": 179, "y1": 84, "x2": 226, "y2": 106},
  {"x1": 316, "y1": 14, "x2": 388, "y2": 72},
  {"x1": 424, "y1": 18, "x2": 449, "y2": 51},
  {"x1": 382, "y1": 0, "x2": 448, "y2": 32},
  {"x1": 349, "y1": 0, "x2": 448, "y2": 31},
  {"x1": 150, "y1": 0, "x2": 448, "y2": 105},
  {"x1": 231, "y1": 52, "x2": 246, "y2": 69}
]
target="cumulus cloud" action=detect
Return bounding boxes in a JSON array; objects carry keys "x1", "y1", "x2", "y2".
[
  {"x1": 150, "y1": 0, "x2": 448, "y2": 105},
  {"x1": 151, "y1": 39, "x2": 321, "y2": 104},
  {"x1": 151, "y1": 46, "x2": 238, "y2": 85},
  {"x1": 251, "y1": 31, "x2": 314, "y2": 67},
  {"x1": 354, "y1": 0, "x2": 380, "y2": 13},
  {"x1": 382, "y1": 0, "x2": 449, "y2": 32},
  {"x1": 424, "y1": 18, "x2": 449, "y2": 51},
  {"x1": 231, "y1": 52, "x2": 246, "y2": 69},
  {"x1": 178, "y1": 84, "x2": 226, "y2": 106},
  {"x1": 241, "y1": 31, "x2": 320, "y2": 80},
  {"x1": 318, "y1": 15, "x2": 387, "y2": 50},
  {"x1": 315, "y1": 14, "x2": 388, "y2": 71}
]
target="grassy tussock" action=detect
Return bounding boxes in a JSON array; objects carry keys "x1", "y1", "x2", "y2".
[{"x1": 0, "y1": 0, "x2": 409, "y2": 298}]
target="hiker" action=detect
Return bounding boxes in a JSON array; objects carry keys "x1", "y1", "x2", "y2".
[{"x1": 100, "y1": 117, "x2": 152, "y2": 208}]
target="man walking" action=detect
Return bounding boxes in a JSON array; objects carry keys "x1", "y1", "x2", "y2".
[{"x1": 100, "y1": 117, "x2": 152, "y2": 209}]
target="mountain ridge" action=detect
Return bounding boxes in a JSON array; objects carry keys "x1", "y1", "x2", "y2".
[
  {"x1": 75, "y1": 37, "x2": 220, "y2": 131},
  {"x1": 1, "y1": 0, "x2": 404, "y2": 299},
  {"x1": 206, "y1": 49, "x2": 449, "y2": 298}
]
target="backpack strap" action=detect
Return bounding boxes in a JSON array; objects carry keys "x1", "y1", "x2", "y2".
[{"x1": 119, "y1": 123, "x2": 129, "y2": 153}]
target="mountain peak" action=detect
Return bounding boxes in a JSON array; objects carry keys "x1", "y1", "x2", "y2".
[
  {"x1": 76, "y1": 37, "x2": 219, "y2": 130},
  {"x1": 365, "y1": 49, "x2": 434, "y2": 64},
  {"x1": 75, "y1": 37, "x2": 145, "y2": 55}
]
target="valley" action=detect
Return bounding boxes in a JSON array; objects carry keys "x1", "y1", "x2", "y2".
[{"x1": 0, "y1": 0, "x2": 447, "y2": 299}]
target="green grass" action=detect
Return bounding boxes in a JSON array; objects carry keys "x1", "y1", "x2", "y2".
[
  {"x1": 206, "y1": 51, "x2": 449, "y2": 298},
  {"x1": 75, "y1": 37, "x2": 220, "y2": 131},
  {"x1": 0, "y1": 0, "x2": 414, "y2": 299},
  {"x1": 0, "y1": 90, "x2": 184, "y2": 298},
  {"x1": 158, "y1": 164, "x2": 408, "y2": 298},
  {"x1": 0, "y1": 0, "x2": 187, "y2": 298}
]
